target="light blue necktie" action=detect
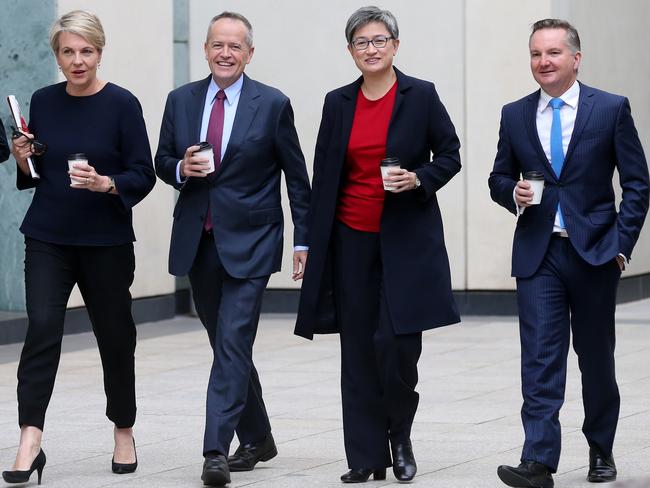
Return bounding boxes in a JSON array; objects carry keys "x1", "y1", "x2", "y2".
[{"x1": 550, "y1": 97, "x2": 565, "y2": 228}]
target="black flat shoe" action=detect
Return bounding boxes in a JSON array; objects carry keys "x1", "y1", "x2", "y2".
[
  {"x1": 340, "y1": 468, "x2": 386, "y2": 483},
  {"x1": 112, "y1": 438, "x2": 138, "y2": 474},
  {"x1": 391, "y1": 440, "x2": 417, "y2": 481},
  {"x1": 2, "y1": 449, "x2": 46, "y2": 485},
  {"x1": 202, "y1": 453, "x2": 231, "y2": 486},
  {"x1": 587, "y1": 448, "x2": 616, "y2": 483},
  {"x1": 227, "y1": 433, "x2": 277, "y2": 471},
  {"x1": 497, "y1": 461, "x2": 554, "y2": 488}
]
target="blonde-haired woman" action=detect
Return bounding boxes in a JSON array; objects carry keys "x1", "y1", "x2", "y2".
[{"x1": 3, "y1": 10, "x2": 155, "y2": 484}]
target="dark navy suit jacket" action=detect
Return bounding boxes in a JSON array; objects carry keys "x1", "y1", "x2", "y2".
[
  {"x1": 0, "y1": 119, "x2": 9, "y2": 163},
  {"x1": 489, "y1": 82, "x2": 649, "y2": 278},
  {"x1": 295, "y1": 68, "x2": 461, "y2": 339},
  {"x1": 155, "y1": 74, "x2": 311, "y2": 278}
]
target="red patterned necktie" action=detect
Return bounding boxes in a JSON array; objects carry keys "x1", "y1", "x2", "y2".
[{"x1": 204, "y1": 90, "x2": 226, "y2": 232}]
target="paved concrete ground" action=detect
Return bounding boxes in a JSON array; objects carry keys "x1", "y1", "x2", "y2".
[{"x1": 1, "y1": 299, "x2": 649, "y2": 487}]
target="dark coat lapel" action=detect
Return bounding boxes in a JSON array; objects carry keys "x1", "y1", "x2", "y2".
[
  {"x1": 562, "y1": 81, "x2": 595, "y2": 173},
  {"x1": 524, "y1": 90, "x2": 557, "y2": 180},
  {"x1": 337, "y1": 77, "x2": 361, "y2": 168},
  {"x1": 221, "y1": 74, "x2": 260, "y2": 168},
  {"x1": 386, "y1": 68, "x2": 412, "y2": 154},
  {"x1": 188, "y1": 75, "x2": 211, "y2": 141}
]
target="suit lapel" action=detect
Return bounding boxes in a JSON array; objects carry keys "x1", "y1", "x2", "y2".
[
  {"x1": 524, "y1": 91, "x2": 557, "y2": 180},
  {"x1": 220, "y1": 74, "x2": 259, "y2": 168},
  {"x1": 562, "y1": 82, "x2": 595, "y2": 171},
  {"x1": 188, "y1": 75, "x2": 211, "y2": 141}
]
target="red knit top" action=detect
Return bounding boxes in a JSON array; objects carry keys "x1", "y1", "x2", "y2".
[{"x1": 336, "y1": 81, "x2": 397, "y2": 232}]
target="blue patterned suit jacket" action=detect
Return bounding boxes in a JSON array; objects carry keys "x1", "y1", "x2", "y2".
[{"x1": 489, "y1": 82, "x2": 649, "y2": 278}]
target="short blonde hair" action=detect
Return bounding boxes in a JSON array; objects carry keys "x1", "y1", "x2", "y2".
[{"x1": 49, "y1": 10, "x2": 105, "y2": 53}]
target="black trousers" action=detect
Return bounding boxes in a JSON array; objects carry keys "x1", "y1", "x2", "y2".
[
  {"x1": 18, "y1": 237, "x2": 137, "y2": 430},
  {"x1": 188, "y1": 232, "x2": 271, "y2": 456},
  {"x1": 333, "y1": 221, "x2": 422, "y2": 469}
]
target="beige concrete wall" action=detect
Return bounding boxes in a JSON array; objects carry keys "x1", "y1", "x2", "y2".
[
  {"x1": 465, "y1": 0, "x2": 553, "y2": 290},
  {"x1": 57, "y1": 0, "x2": 175, "y2": 306},
  {"x1": 565, "y1": 0, "x2": 650, "y2": 274}
]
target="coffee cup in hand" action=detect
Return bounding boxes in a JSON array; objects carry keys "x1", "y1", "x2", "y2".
[
  {"x1": 523, "y1": 171, "x2": 545, "y2": 205},
  {"x1": 193, "y1": 141, "x2": 215, "y2": 174},
  {"x1": 381, "y1": 157, "x2": 401, "y2": 191},
  {"x1": 68, "y1": 153, "x2": 88, "y2": 186}
]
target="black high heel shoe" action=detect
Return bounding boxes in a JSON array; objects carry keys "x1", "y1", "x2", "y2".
[
  {"x1": 2, "y1": 449, "x2": 46, "y2": 485},
  {"x1": 340, "y1": 468, "x2": 386, "y2": 483},
  {"x1": 112, "y1": 438, "x2": 137, "y2": 474}
]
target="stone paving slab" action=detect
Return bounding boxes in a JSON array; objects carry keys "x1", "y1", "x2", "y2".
[{"x1": 1, "y1": 300, "x2": 649, "y2": 487}]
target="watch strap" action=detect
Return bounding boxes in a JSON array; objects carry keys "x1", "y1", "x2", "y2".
[{"x1": 105, "y1": 176, "x2": 115, "y2": 193}]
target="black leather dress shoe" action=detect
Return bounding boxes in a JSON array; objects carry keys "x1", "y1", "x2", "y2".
[
  {"x1": 340, "y1": 468, "x2": 386, "y2": 483},
  {"x1": 227, "y1": 433, "x2": 278, "y2": 472},
  {"x1": 202, "y1": 453, "x2": 230, "y2": 486},
  {"x1": 587, "y1": 448, "x2": 616, "y2": 483},
  {"x1": 497, "y1": 461, "x2": 554, "y2": 488},
  {"x1": 391, "y1": 440, "x2": 417, "y2": 482}
]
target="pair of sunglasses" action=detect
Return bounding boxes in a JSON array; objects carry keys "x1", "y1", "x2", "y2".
[{"x1": 11, "y1": 126, "x2": 47, "y2": 156}]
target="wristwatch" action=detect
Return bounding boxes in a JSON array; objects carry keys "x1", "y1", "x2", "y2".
[
  {"x1": 105, "y1": 176, "x2": 115, "y2": 193},
  {"x1": 414, "y1": 175, "x2": 421, "y2": 189}
]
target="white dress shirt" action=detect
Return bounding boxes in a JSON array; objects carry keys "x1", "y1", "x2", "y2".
[
  {"x1": 516, "y1": 80, "x2": 579, "y2": 232},
  {"x1": 537, "y1": 80, "x2": 580, "y2": 233}
]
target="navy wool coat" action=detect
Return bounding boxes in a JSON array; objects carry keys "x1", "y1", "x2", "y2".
[{"x1": 295, "y1": 68, "x2": 461, "y2": 339}]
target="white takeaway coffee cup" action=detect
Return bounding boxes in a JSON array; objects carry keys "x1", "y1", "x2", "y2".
[
  {"x1": 523, "y1": 171, "x2": 545, "y2": 205},
  {"x1": 67, "y1": 153, "x2": 88, "y2": 186},
  {"x1": 380, "y1": 157, "x2": 401, "y2": 191},
  {"x1": 193, "y1": 141, "x2": 215, "y2": 174}
]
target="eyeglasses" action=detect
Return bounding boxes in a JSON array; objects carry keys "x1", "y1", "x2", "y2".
[
  {"x1": 11, "y1": 127, "x2": 47, "y2": 156},
  {"x1": 350, "y1": 35, "x2": 393, "y2": 51}
]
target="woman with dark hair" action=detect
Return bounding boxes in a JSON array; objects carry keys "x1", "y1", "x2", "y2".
[
  {"x1": 3, "y1": 10, "x2": 155, "y2": 484},
  {"x1": 295, "y1": 6, "x2": 461, "y2": 484}
]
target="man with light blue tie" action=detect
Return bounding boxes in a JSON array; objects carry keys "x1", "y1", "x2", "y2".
[
  {"x1": 489, "y1": 19, "x2": 649, "y2": 488},
  {"x1": 155, "y1": 11, "x2": 310, "y2": 486}
]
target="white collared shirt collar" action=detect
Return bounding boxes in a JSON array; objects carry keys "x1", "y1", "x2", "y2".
[
  {"x1": 538, "y1": 79, "x2": 580, "y2": 113},
  {"x1": 206, "y1": 74, "x2": 244, "y2": 107}
]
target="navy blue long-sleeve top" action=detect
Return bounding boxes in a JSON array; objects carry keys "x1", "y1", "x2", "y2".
[
  {"x1": 0, "y1": 118, "x2": 9, "y2": 163},
  {"x1": 17, "y1": 82, "x2": 156, "y2": 246}
]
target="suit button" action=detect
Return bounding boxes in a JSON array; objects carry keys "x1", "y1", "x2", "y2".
[
  {"x1": 549, "y1": 214, "x2": 555, "y2": 220},
  {"x1": 558, "y1": 183, "x2": 563, "y2": 187},
  {"x1": 200, "y1": 215, "x2": 205, "y2": 221}
]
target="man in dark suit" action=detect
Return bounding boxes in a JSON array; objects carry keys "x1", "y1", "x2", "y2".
[
  {"x1": 489, "y1": 19, "x2": 649, "y2": 488},
  {"x1": 0, "y1": 119, "x2": 10, "y2": 163},
  {"x1": 155, "y1": 11, "x2": 310, "y2": 487}
]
